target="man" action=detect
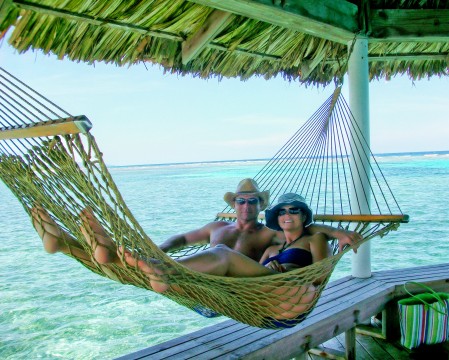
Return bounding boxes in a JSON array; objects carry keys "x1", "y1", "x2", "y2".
[{"x1": 159, "y1": 178, "x2": 360, "y2": 262}]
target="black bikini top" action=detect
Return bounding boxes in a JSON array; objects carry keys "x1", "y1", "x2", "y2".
[{"x1": 262, "y1": 248, "x2": 312, "y2": 268}]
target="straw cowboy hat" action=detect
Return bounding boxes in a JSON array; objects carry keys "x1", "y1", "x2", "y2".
[
  {"x1": 265, "y1": 193, "x2": 313, "y2": 231},
  {"x1": 223, "y1": 178, "x2": 270, "y2": 210}
]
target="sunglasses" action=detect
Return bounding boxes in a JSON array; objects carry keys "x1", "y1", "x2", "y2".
[
  {"x1": 235, "y1": 197, "x2": 259, "y2": 205},
  {"x1": 278, "y1": 207, "x2": 301, "y2": 216}
]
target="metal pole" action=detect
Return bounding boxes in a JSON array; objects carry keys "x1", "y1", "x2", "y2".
[{"x1": 348, "y1": 37, "x2": 371, "y2": 278}]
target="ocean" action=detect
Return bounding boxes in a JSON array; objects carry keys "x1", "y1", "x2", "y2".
[{"x1": 1, "y1": 151, "x2": 448, "y2": 359}]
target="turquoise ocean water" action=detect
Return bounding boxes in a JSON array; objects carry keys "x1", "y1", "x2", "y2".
[{"x1": 1, "y1": 151, "x2": 448, "y2": 359}]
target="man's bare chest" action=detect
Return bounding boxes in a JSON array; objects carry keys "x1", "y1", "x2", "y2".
[{"x1": 210, "y1": 226, "x2": 269, "y2": 259}]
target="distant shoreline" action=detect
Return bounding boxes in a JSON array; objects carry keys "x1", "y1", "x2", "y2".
[{"x1": 108, "y1": 150, "x2": 449, "y2": 169}]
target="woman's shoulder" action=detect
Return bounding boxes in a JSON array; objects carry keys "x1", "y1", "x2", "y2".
[
  {"x1": 308, "y1": 232, "x2": 328, "y2": 242},
  {"x1": 265, "y1": 242, "x2": 283, "y2": 253},
  {"x1": 300, "y1": 232, "x2": 328, "y2": 249}
]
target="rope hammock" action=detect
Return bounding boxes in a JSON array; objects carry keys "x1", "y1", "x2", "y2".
[{"x1": 0, "y1": 67, "x2": 408, "y2": 329}]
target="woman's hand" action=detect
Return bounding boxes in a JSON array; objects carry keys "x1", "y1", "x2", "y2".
[
  {"x1": 333, "y1": 229, "x2": 362, "y2": 253},
  {"x1": 264, "y1": 259, "x2": 287, "y2": 272}
]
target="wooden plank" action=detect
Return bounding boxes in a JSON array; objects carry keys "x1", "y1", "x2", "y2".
[
  {"x1": 356, "y1": 324, "x2": 384, "y2": 339},
  {"x1": 217, "y1": 212, "x2": 409, "y2": 223},
  {"x1": 388, "y1": 276, "x2": 449, "y2": 293},
  {"x1": 309, "y1": 340, "x2": 346, "y2": 360},
  {"x1": 193, "y1": 328, "x2": 291, "y2": 359},
  {"x1": 312, "y1": 279, "x2": 386, "y2": 314},
  {"x1": 126, "y1": 322, "x2": 264, "y2": 359},
  {"x1": 371, "y1": 337, "x2": 409, "y2": 360},
  {"x1": 230, "y1": 289, "x2": 392, "y2": 359},
  {"x1": 115, "y1": 320, "x2": 240, "y2": 359},
  {"x1": 337, "y1": 332, "x2": 377, "y2": 360},
  {"x1": 374, "y1": 270, "x2": 449, "y2": 288},
  {"x1": 369, "y1": 52, "x2": 449, "y2": 62},
  {"x1": 345, "y1": 327, "x2": 356, "y2": 360},
  {"x1": 370, "y1": 9, "x2": 449, "y2": 42},
  {"x1": 356, "y1": 333, "x2": 397, "y2": 359},
  {"x1": 393, "y1": 279, "x2": 449, "y2": 298},
  {"x1": 0, "y1": 115, "x2": 92, "y2": 139},
  {"x1": 188, "y1": 0, "x2": 358, "y2": 44},
  {"x1": 376, "y1": 271, "x2": 449, "y2": 285},
  {"x1": 159, "y1": 325, "x2": 267, "y2": 359},
  {"x1": 373, "y1": 268, "x2": 448, "y2": 282},
  {"x1": 182, "y1": 10, "x2": 233, "y2": 64},
  {"x1": 372, "y1": 263, "x2": 449, "y2": 279}
]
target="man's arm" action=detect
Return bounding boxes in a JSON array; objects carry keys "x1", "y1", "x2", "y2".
[
  {"x1": 158, "y1": 222, "x2": 215, "y2": 253},
  {"x1": 306, "y1": 223, "x2": 362, "y2": 253}
]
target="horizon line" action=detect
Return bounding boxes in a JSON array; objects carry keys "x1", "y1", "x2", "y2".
[{"x1": 107, "y1": 149, "x2": 449, "y2": 168}]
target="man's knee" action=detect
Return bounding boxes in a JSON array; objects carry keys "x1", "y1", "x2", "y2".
[{"x1": 210, "y1": 244, "x2": 234, "y2": 262}]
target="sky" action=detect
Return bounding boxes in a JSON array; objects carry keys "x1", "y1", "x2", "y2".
[{"x1": 1, "y1": 41, "x2": 448, "y2": 166}]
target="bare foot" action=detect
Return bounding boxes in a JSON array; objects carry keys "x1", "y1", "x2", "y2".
[
  {"x1": 80, "y1": 208, "x2": 120, "y2": 265},
  {"x1": 31, "y1": 207, "x2": 71, "y2": 254},
  {"x1": 118, "y1": 246, "x2": 170, "y2": 293}
]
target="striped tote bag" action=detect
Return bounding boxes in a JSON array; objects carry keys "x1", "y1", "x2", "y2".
[{"x1": 398, "y1": 282, "x2": 449, "y2": 349}]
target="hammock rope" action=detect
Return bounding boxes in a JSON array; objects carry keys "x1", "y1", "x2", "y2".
[{"x1": 0, "y1": 67, "x2": 408, "y2": 329}]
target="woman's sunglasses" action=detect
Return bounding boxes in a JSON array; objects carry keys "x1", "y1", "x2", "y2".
[{"x1": 278, "y1": 207, "x2": 301, "y2": 216}]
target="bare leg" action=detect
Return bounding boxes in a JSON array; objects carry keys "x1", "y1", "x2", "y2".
[
  {"x1": 179, "y1": 245, "x2": 276, "y2": 277},
  {"x1": 118, "y1": 246, "x2": 172, "y2": 293},
  {"x1": 80, "y1": 208, "x2": 121, "y2": 265},
  {"x1": 31, "y1": 207, "x2": 90, "y2": 262},
  {"x1": 120, "y1": 244, "x2": 276, "y2": 293}
]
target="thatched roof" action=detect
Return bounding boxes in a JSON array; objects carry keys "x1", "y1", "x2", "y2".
[{"x1": 1, "y1": 0, "x2": 448, "y2": 87}]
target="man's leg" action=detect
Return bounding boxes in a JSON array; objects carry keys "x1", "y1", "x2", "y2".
[{"x1": 31, "y1": 206, "x2": 90, "y2": 262}]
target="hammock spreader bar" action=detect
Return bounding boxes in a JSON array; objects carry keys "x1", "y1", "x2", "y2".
[
  {"x1": 0, "y1": 67, "x2": 408, "y2": 329},
  {"x1": 0, "y1": 115, "x2": 92, "y2": 140}
]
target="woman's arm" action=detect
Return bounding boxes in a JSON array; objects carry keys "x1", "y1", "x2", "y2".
[
  {"x1": 309, "y1": 232, "x2": 332, "y2": 284},
  {"x1": 309, "y1": 232, "x2": 332, "y2": 263},
  {"x1": 307, "y1": 224, "x2": 361, "y2": 253},
  {"x1": 259, "y1": 245, "x2": 285, "y2": 272}
]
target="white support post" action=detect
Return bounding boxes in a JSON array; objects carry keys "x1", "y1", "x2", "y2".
[{"x1": 348, "y1": 37, "x2": 371, "y2": 278}]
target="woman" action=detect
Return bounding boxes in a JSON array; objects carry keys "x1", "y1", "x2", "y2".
[{"x1": 260, "y1": 193, "x2": 331, "y2": 280}]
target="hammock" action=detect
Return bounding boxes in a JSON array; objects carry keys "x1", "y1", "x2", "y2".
[{"x1": 0, "y1": 67, "x2": 408, "y2": 329}]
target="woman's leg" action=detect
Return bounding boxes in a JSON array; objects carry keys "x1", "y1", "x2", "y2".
[
  {"x1": 79, "y1": 208, "x2": 122, "y2": 265},
  {"x1": 120, "y1": 244, "x2": 276, "y2": 293},
  {"x1": 179, "y1": 244, "x2": 276, "y2": 277}
]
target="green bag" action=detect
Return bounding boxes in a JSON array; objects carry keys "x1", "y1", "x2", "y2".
[{"x1": 398, "y1": 281, "x2": 449, "y2": 349}]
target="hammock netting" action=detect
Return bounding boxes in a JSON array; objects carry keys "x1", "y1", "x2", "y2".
[{"x1": 0, "y1": 67, "x2": 408, "y2": 329}]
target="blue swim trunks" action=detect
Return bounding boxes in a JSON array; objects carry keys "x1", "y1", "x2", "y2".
[
  {"x1": 192, "y1": 305, "x2": 222, "y2": 318},
  {"x1": 193, "y1": 306, "x2": 307, "y2": 328},
  {"x1": 264, "y1": 313, "x2": 307, "y2": 329}
]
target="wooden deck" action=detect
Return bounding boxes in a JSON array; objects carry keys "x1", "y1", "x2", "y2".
[
  {"x1": 311, "y1": 330, "x2": 449, "y2": 359},
  {"x1": 116, "y1": 263, "x2": 449, "y2": 360}
]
